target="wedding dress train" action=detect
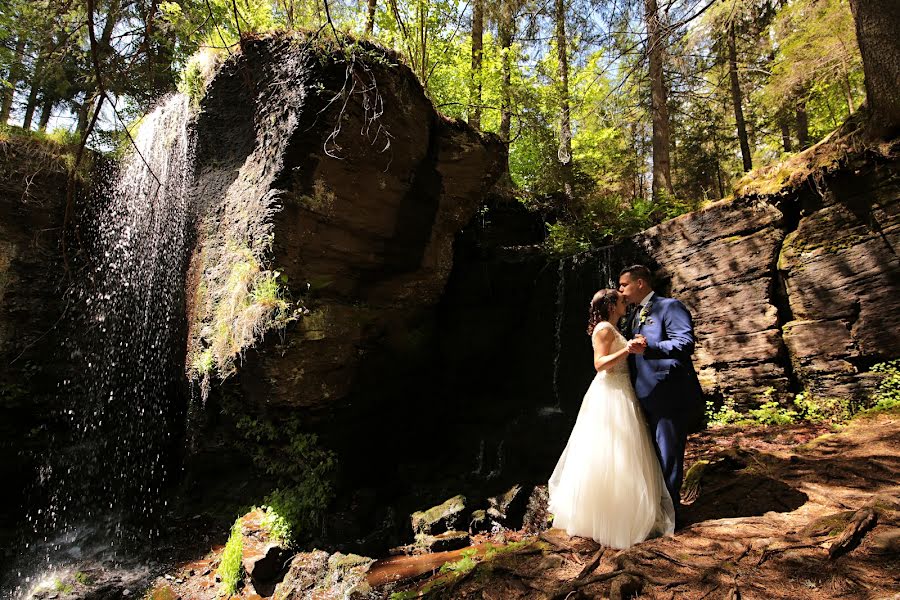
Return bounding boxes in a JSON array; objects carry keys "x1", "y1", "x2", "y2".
[{"x1": 548, "y1": 321, "x2": 675, "y2": 549}]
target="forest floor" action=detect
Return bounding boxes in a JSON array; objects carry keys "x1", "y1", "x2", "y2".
[{"x1": 147, "y1": 409, "x2": 900, "y2": 600}]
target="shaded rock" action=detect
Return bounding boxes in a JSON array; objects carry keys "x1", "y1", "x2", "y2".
[
  {"x1": 633, "y1": 197, "x2": 790, "y2": 405},
  {"x1": 272, "y1": 550, "x2": 330, "y2": 600},
  {"x1": 392, "y1": 530, "x2": 472, "y2": 555},
  {"x1": 487, "y1": 484, "x2": 528, "y2": 529},
  {"x1": 235, "y1": 508, "x2": 293, "y2": 595},
  {"x1": 274, "y1": 551, "x2": 374, "y2": 599},
  {"x1": 469, "y1": 509, "x2": 489, "y2": 534},
  {"x1": 411, "y1": 494, "x2": 466, "y2": 536},
  {"x1": 522, "y1": 485, "x2": 551, "y2": 535}
]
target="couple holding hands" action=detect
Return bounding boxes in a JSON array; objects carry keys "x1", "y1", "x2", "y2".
[{"x1": 548, "y1": 265, "x2": 704, "y2": 549}]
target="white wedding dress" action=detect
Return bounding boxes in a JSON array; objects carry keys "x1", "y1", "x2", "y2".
[{"x1": 548, "y1": 321, "x2": 675, "y2": 548}]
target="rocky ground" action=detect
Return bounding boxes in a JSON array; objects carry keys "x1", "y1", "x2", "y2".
[{"x1": 120, "y1": 408, "x2": 900, "y2": 600}]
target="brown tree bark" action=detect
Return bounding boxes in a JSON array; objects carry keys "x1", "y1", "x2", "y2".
[
  {"x1": 796, "y1": 99, "x2": 809, "y2": 149},
  {"x1": 498, "y1": 0, "x2": 514, "y2": 144},
  {"x1": 38, "y1": 96, "x2": 54, "y2": 131},
  {"x1": 554, "y1": 0, "x2": 573, "y2": 201},
  {"x1": 644, "y1": 0, "x2": 673, "y2": 200},
  {"x1": 365, "y1": 0, "x2": 376, "y2": 35},
  {"x1": 1, "y1": 37, "x2": 25, "y2": 124},
  {"x1": 468, "y1": 0, "x2": 483, "y2": 129},
  {"x1": 848, "y1": 0, "x2": 900, "y2": 136},
  {"x1": 728, "y1": 22, "x2": 752, "y2": 172},
  {"x1": 780, "y1": 114, "x2": 792, "y2": 152},
  {"x1": 22, "y1": 53, "x2": 46, "y2": 130}
]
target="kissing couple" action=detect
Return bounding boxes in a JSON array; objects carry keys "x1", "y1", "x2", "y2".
[{"x1": 548, "y1": 264, "x2": 704, "y2": 549}]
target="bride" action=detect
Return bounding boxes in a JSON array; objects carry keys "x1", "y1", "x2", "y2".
[{"x1": 548, "y1": 289, "x2": 675, "y2": 548}]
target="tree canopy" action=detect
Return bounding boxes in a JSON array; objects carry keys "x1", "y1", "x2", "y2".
[{"x1": 1, "y1": 0, "x2": 884, "y2": 251}]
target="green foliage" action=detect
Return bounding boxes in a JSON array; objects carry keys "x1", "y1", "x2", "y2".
[
  {"x1": 864, "y1": 360, "x2": 900, "y2": 414},
  {"x1": 706, "y1": 397, "x2": 745, "y2": 426},
  {"x1": 217, "y1": 518, "x2": 244, "y2": 595},
  {"x1": 792, "y1": 391, "x2": 851, "y2": 424},
  {"x1": 259, "y1": 504, "x2": 294, "y2": 546},
  {"x1": 53, "y1": 579, "x2": 74, "y2": 594},
  {"x1": 748, "y1": 400, "x2": 798, "y2": 426},
  {"x1": 230, "y1": 410, "x2": 336, "y2": 539},
  {"x1": 542, "y1": 193, "x2": 696, "y2": 257}
]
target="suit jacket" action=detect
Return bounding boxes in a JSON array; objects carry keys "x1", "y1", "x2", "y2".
[{"x1": 626, "y1": 295, "x2": 704, "y2": 424}]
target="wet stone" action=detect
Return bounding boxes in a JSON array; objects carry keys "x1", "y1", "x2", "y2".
[{"x1": 410, "y1": 494, "x2": 466, "y2": 536}]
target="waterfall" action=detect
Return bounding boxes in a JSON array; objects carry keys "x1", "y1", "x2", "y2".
[
  {"x1": 8, "y1": 94, "x2": 196, "y2": 598},
  {"x1": 597, "y1": 246, "x2": 613, "y2": 289},
  {"x1": 538, "y1": 258, "x2": 567, "y2": 417}
]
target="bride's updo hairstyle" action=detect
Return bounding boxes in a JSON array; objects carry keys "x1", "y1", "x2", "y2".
[{"x1": 587, "y1": 289, "x2": 619, "y2": 335}]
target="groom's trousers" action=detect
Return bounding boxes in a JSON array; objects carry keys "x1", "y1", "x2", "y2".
[{"x1": 645, "y1": 412, "x2": 686, "y2": 511}]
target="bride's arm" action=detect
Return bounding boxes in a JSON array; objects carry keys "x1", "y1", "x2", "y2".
[{"x1": 592, "y1": 327, "x2": 638, "y2": 372}]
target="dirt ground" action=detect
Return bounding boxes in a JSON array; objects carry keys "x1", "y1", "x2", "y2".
[{"x1": 151, "y1": 410, "x2": 900, "y2": 599}]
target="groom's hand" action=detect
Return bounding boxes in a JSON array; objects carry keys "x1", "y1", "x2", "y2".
[{"x1": 627, "y1": 336, "x2": 647, "y2": 354}]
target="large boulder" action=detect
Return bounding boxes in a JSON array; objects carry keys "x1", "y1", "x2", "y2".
[{"x1": 185, "y1": 34, "x2": 503, "y2": 415}]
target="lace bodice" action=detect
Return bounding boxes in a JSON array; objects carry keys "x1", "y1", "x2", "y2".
[{"x1": 592, "y1": 321, "x2": 630, "y2": 376}]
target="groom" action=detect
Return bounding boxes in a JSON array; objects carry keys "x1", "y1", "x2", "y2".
[{"x1": 618, "y1": 265, "x2": 703, "y2": 521}]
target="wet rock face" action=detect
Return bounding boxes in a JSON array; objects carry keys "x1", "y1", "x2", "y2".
[
  {"x1": 0, "y1": 142, "x2": 71, "y2": 541},
  {"x1": 189, "y1": 34, "x2": 504, "y2": 412}
]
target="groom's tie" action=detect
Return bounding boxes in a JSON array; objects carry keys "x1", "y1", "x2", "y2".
[{"x1": 631, "y1": 304, "x2": 642, "y2": 331}]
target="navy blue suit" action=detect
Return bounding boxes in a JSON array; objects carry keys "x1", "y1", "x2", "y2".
[{"x1": 627, "y1": 294, "x2": 703, "y2": 511}]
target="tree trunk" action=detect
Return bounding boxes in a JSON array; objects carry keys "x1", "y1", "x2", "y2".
[
  {"x1": 554, "y1": 0, "x2": 573, "y2": 201},
  {"x1": 498, "y1": 0, "x2": 514, "y2": 144},
  {"x1": 780, "y1": 114, "x2": 792, "y2": 152},
  {"x1": 644, "y1": 0, "x2": 673, "y2": 201},
  {"x1": 365, "y1": 0, "x2": 376, "y2": 35},
  {"x1": 728, "y1": 23, "x2": 752, "y2": 172},
  {"x1": 38, "y1": 96, "x2": 54, "y2": 130},
  {"x1": 796, "y1": 99, "x2": 809, "y2": 149},
  {"x1": 468, "y1": 0, "x2": 483, "y2": 129},
  {"x1": 1, "y1": 37, "x2": 26, "y2": 124},
  {"x1": 848, "y1": 0, "x2": 900, "y2": 136},
  {"x1": 22, "y1": 55, "x2": 46, "y2": 131}
]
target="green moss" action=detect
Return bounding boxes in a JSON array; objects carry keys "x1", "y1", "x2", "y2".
[
  {"x1": 187, "y1": 236, "x2": 301, "y2": 388},
  {"x1": 53, "y1": 579, "x2": 75, "y2": 594},
  {"x1": 439, "y1": 548, "x2": 478, "y2": 575},
  {"x1": 217, "y1": 518, "x2": 244, "y2": 596}
]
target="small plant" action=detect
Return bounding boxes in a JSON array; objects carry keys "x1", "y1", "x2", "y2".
[
  {"x1": 748, "y1": 400, "x2": 797, "y2": 425},
  {"x1": 217, "y1": 518, "x2": 244, "y2": 595},
  {"x1": 229, "y1": 409, "x2": 337, "y2": 540},
  {"x1": 259, "y1": 504, "x2": 294, "y2": 546},
  {"x1": 706, "y1": 397, "x2": 745, "y2": 426},
  {"x1": 73, "y1": 571, "x2": 93, "y2": 585},
  {"x1": 861, "y1": 360, "x2": 900, "y2": 415},
  {"x1": 792, "y1": 391, "x2": 851, "y2": 423}
]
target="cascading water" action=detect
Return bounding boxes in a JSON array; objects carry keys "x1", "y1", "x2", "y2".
[
  {"x1": 596, "y1": 247, "x2": 613, "y2": 289},
  {"x1": 538, "y1": 258, "x2": 567, "y2": 417},
  {"x1": 5, "y1": 94, "x2": 196, "y2": 598}
]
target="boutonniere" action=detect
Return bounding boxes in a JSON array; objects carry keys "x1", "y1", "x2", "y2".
[{"x1": 638, "y1": 300, "x2": 654, "y2": 326}]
